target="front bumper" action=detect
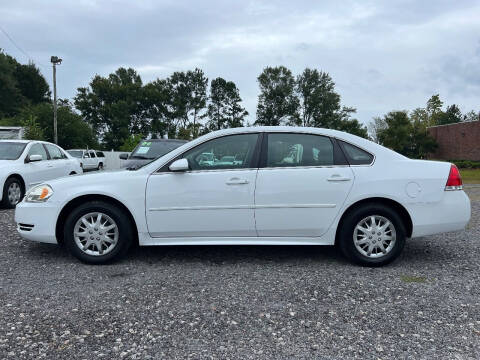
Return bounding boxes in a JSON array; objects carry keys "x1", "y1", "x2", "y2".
[{"x1": 15, "y1": 201, "x2": 60, "y2": 244}]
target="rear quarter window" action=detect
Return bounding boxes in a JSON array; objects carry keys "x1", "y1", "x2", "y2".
[{"x1": 339, "y1": 141, "x2": 374, "y2": 165}]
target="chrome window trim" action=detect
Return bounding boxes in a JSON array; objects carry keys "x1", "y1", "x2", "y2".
[{"x1": 151, "y1": 167, "x2": 259, "y2": 175}]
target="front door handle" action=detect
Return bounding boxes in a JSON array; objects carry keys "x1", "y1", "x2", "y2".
[
  {"x1": 226, "y1": 178, "x2": 249, "y2": 185},
  {"x1": 47, "y1": 165, "x2": 54, "y2": 168},
  {"x1": 327, "y1": 175, "x2": 351, "y2": 182}
]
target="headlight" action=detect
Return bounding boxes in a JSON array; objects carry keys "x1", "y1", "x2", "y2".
[{"x1": 25, "y1": 185, "x2": 54, "y2": 203}]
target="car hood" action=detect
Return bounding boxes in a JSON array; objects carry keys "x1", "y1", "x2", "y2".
[
  {"x1": 121, "y1": 159, "x2": 154, "y2": 170},
  {"x1": 45, "y1": 169, "x2": 130, "y2": 188},
  {"x1": 0, "y1": 160, "x2": 17, "y2": 170}
]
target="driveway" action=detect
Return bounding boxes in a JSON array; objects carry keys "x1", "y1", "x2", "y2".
[{"x1": 0, "y1": 187, "x2": 479, "y2": 359}]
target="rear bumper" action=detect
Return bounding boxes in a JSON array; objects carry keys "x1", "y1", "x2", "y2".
[
  {"x1": 410, "y1": 190, "x2": 471, "y2": 238},
  {"x1": 14, "y1": 201, "x2": 59, "y2": 244}
]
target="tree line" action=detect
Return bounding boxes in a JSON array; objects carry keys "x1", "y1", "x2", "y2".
[
  {"x1": 1, "y1": 49, "x2": 478, "y2": 156},
  {"x1": 368, "y1": 94, "x2": 479, "y2": 158}
]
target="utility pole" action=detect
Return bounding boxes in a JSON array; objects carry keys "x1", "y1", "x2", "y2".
[{"x1": 50, "y1": 56, "x2": 62, "y2": 144}]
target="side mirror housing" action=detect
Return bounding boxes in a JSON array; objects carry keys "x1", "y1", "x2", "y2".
[
  {"x1": 119, "y1": 153, "x2": 129, "y2": 160},
  {"x1": 169, "y1": 158, "x2": 189, "y2": 172},
  {"x1": 26, "y1": 154, "x2": 42, "y2": 163}
]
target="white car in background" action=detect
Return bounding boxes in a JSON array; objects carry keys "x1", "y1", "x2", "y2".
[
  {"x1": 15, "y1": 127, "x2": 470, "y2": 266},
  {"x1": 0, "y1": 140, "x2": 82, "y2": 208},
  {"x1": 67, "y1": 149, "x2": 106, "y2": 171}
]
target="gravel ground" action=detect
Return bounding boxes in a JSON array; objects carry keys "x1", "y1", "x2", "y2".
[{"x1": 0, "y1": 188, "x2": 479, "y2": 359}]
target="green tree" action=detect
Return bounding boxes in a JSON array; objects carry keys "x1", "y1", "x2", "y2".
[
  {"x1": 205, "y1": 77, "x2": 248, "y2": 131},
  {"x1": 188, "y1": 68, "x2": 208, "y2": 138},
  {"x1": 75, "y1": 68, "x2": 146, "y2": 149},
  {"x1": 376, "y1": 111, "x2": 437, "y2": 158},
  {"x1": 119, "y1": 134, "x2": 142, "y2": 152},
  {"x1": 166, "y1": 68, "x2": 208, "y2": 138},
  {"x1": 143, "y1": 79, "x2": 175, "y2": 138},
  {"x1": 21, "y1": 114, "x2": 45, "y2": 140},
  {"x1": 295, "y1": 68, "x2": 367, "y2": 136},
  {"x1": 463, "y1": 110, "x2": 479, "y2": 122},
  {"x1": 437, "y1": 104, "x2": 462, "y2": 125},
  {"x1": 256, "y1": 66, "x2": 299, "y2": 125},
  {"x1": 426, "y1": 94, "x2": 443, "y2": 126},
  {"x1": 368, "y1": 117, "x2": 387, "y2": 143},
  {"x1": 15, "y1": 102, "x2": 98, "y2": 149},
  {"x1": 296, "y1": 69, "x2": 340, "y2": 127},
  {"x1": 0, "y1": 50, "x2": 50, "y2": 118}
]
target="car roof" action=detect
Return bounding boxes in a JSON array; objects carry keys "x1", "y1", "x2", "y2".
[
  {"x1": 0, "y1": 139, "x2": 31, "y2": 144},
  {"x1": 142, "y1": 139, "x2": 188, "y2": 143}
]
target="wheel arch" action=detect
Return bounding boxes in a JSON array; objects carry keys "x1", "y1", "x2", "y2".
[
  {"x1": 55, "y1": 194, "x2": 139, "y2": 246},
  {"x1": 5, "y1": 174, "x2": 26, "y2": 192},
  {"x1": 335, "y1": 197, "x2": 413, "y2": 243}
]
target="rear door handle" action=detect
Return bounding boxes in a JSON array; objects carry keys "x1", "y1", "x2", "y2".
[
  {"x1": 327, "y1": 175, "x2": 351, "y2": 182},
  {"x1": 47, "y1": 165, "x2": 54, "y2": 168},
  {"x1": 226, "y1": 178, "x2": 249, "y2": 185}
]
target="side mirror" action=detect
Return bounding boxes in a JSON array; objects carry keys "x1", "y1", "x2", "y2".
[
  {"x1": 169, "y1": 158, "x2": 189, "y2": 172},
  {"x1": 119, "y1": 153, "x2": 129, "y2": 160},
  {"x1": 26, "y1": 154, "x2": 42, "y2": 163}
]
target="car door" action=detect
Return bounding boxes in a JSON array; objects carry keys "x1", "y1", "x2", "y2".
[
  {"x1": 145, "y1": 133, "x2": 261, "y2": 238},
  {"x1": 88, "y1": 151, "x2": 97, "y2": 168},
  {"x1": 254, "y1": 132, "x2": 355, "y2": 237},
  {"x1": 22, "y1": 143, "x2": 51, "y2": 188},
  {"x1": 44, "y1": 144, "x2": 69, "y2": 178}
]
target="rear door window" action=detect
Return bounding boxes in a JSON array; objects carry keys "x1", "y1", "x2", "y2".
[
  {"x1": 45, "y1": 144, "x2": 66, "y2": 160},
  {"x1": 266, "y1": 133, "x2": 334, "y2": 167}
]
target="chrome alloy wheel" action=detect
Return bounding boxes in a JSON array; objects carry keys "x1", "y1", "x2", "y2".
[
  {"x1": 353, "y1": 215, "x2": 396, "y2": 258},
  {"x1": 8, "y1": 182, "x2": 21, "y2": 205},
  {"x1": 73, "y1": 212, "x2": 119, "y2": 256}
]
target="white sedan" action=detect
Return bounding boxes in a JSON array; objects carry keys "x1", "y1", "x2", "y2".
[
  {"x1": 1, "y1": 140, "x2": 83, "y2": 208},
  {"x1": 15, "y1": 127, "x2": 471, "y2": 266}
]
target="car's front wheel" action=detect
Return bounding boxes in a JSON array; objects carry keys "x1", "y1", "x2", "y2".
[
  {"x1": 63, "y1": 201, "x2": 133, "y2": 264},
  {"x1": 1, "y1": 177, "x2": 24, "y2": 209},
  {"x1": 338, "y1": 204, "x2": 406, "y2": 267}
]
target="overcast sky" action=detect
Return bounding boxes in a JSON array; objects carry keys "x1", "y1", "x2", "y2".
[{"x1": 1, "y1": 0, "x2": 479, "y2": 125}]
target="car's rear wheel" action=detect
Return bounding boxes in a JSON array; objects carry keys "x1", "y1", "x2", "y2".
[
  {"x1": 63, "y1": 201, "x2": 133, "y2": 264},
  {"x1": 338, "y1": 204, "x2": 406, "y2": 267},
  {"x1": 98, "y1": 163, "x2": 104, "y2": 171},
  {"x1": 1, "y1": 177, "x2": 24, "y2": 209}
]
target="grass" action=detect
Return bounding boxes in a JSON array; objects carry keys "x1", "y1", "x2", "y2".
[
  {"x1": 400, "y1": 275, "x2": 428, "y2": 283},
  {"x1": 459, "y1": 168, "x2": 480, "y2": 184}
]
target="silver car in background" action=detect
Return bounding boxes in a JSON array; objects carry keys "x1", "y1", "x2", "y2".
[{"x1": 119, "y1": 139, "x2": 187, "y2": 169}]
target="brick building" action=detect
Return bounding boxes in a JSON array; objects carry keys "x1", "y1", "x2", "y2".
[{"x1": 428, "y1": 121, "x2": 480, "y2": 161}]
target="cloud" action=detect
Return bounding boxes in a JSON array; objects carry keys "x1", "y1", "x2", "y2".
[{"x1": 1, "y1": 0, "x2": 479, "y2": 125}]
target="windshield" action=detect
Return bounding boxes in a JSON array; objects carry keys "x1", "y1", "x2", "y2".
[
  {"x1": 67, "y1": 150, "x2": 83, "y2": 158},
  {"x1": 0, "y1": 142, "x2": 27, "y2": 160},
  {"x1": 126, "y1": 140, "x2": 186, "y2": 170},
  {"x1": 130, "y1": 141, "x2": 185, "y2": 160}
]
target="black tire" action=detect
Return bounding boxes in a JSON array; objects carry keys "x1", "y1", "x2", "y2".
[
  {"x1": 1, "y1": 177, "x2": 24, "y2": 209},
  {"x1": 338, "y1": 203, "x2": 406, "y2": 267},
  {"x1": 63, "y1": 201, "x2": 134, "y2": 264},
  {"x1": 98, "y1": 163, "x2": 104, "y2": 171}
]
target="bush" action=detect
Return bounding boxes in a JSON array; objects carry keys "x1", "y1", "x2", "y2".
[{"x1": 451, "y1": 160, "x2": 480, "y2": 169}]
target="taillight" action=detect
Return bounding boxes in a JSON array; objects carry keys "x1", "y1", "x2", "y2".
[{"x1": 445, "y1": 164, "x2": 463, "y2": 191}]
